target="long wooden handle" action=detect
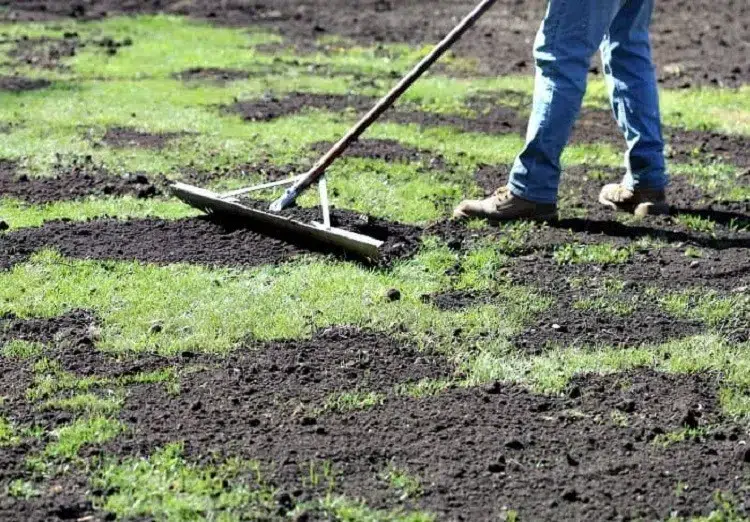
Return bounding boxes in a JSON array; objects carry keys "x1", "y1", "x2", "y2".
[{"x1": 270, "y1": 0, "x2": 498, "y2": 211}]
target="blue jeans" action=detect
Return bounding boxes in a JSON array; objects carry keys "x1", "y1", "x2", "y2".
[{"x1": 508, "y1": 0, "x2": 668, "y2": 204}]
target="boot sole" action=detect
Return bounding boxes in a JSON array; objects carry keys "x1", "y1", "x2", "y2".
[
  {"x1": 599, "y1": 195, "x2": 670, "y2": 217},
  {"x1": 452, "y1": 211, "x2": 558, "y2": 223}
]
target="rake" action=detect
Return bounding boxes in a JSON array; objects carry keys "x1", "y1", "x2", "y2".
[{"x1": 171, "y1": 0, "x2": 497, "y2": 260}]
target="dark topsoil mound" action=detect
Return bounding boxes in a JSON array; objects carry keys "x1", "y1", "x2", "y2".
[
  {"x1": 0, "y1": 158, "x2": 161, "y2": 204},
  {"x1": 0, "y1": 206, "x2": 424, "y2": 270},
  {"x1": 0, "y1": 217, "x2": 308, "y2": 270},
  {"x1": 110, "y1": 357, "x2": 749, "y2": 521},
  {"x1": 0, "y1": 75, "x2": 50, "y2": 92},
  {"x1": 2, "y1": 0, "x2": 747, "y2": 88}
]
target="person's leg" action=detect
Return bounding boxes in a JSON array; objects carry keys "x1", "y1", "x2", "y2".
[
  {"x1": 454, "y1": 0, "x2": 622, "y2": 221},
  {"x1": 598, "y1": 0, "x2": 669, "y2": 214},
  {"x1": 507, "y1": 0, "x2": 622, "y2": 204}
]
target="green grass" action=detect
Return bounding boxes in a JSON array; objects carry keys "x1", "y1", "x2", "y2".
[
  {"x1": 91, "y1": 443, "x2": 278, "y2": 521},
  {"x1": 0, "y1": 248, "x2": 546, "y2": 356},
  {"x1": 91, "y1": 444, "x2": 435, "y2": 522},
  {"x1": 2, "y1": 339, "x2": 44, "y2": 359},
  {"x1": 6, "y1": 479, "x2": 40, "y2": 499},
  {"x1": 660, "y1": 289, "x2": 749, "y2": 328},
  {"x1": 310, "y1": 495, "x2": 435, "y2": 522},
  {"x1": 394, "y1": 378, "x2": 453, "y2": 398},
  {"x1": 380, "y1": 464, "x2": 423, "y2": 500},
  {"x1": 676, "y1": 214, "x2": 717, "y2": 234},
  {"x1": 652, "y1": 427, "x2": 711, "y2": 448},
  {"x1": 0, "y1": 416, "x2": 20, "y2": 447},
  {"x1": 27, "y1": 357, "x2": 179, "y2": 401},
  {"x1": 573, "y1": 296, "x2": 637, "y2": 317},
  {"x1": 40, "y1": 392, "x2": 124, "y2": 415},
  {"x1": 0, "y1": 197, "x2": 199, "y2": 230},
  {"x1": 553, "y1": 243, "x2": 634, "y2": 265},
  {"x1": 324, "y1": 391, "x2": 386, "y2": 413},
  {"x1": 463, "y1": 334, "x2": 750, "y2": 417},
  {"x1": 41, "y1": 416, "x2": 124, "y2": 461}
]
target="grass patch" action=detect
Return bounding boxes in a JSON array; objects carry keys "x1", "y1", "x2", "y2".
[
  {"x1": 296, "y1": 158, "x2": 474, "y2": 225},
  {"x1": 40, "y1": 392, "x2": 124, "y2": 415},
  {"x1": 675, "y1": 214, "x2": 717, "y2": 234},
  {"x1": 6, "y1": 479, "x2": 40, "y2": 499},
  {"x1": 553, "y1": 243, "x2": 633, "y2": 265},
  {"x1": 27, "y1": 357, "x2": 178, "y2": 401},
  {"x1": 660, "y1": 289, "x2": 749, "y2": 328},
  {"x1": 573, "y1": 296, "x2": 637, "y2": 317},
  {"x1": 653, "y1": 427, "x2": 711, "y2": 448},
  {"x1": 394, "y1": 378, "x2": 453, "y2": 398},
  {"x1": 0, "y1": 416, "x2": 20, "y2": 447},
  {"x1": 0, "y1": 197, "x2": 199, "y2": 230},
  {"x1": 2, "y1": 339, "x2": 44, "y2": 359},
  {"x1": 672, "y1": 164, "x2": 750, "y2": 202},
  {"x1": 42, "y1": 416, "x2": 123, "y2": 461},
  {"x1": 91, "y1": 443, "x2": 278, "y2": 521},
  {"x1": 463, "y1": 334, "x2": 750, "y2": 418},
  {"x1": 380, "y1": 464, "x2": 423, "y2": 500},
  {"x1": 310, "y1": 495, "x2": 435, "y2": 522},
  {"x1": 0, "y1": 248, "x2": 546, "y2": 356},
  {"x1": 324, "y1": 391, "x2": 385, "y2": 413}
]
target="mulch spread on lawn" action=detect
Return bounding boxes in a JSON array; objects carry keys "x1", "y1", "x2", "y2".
[
  {"x1": 0, "y1": 158, "x2": 162, "y2": 204},
  {"x1": 107, "y1": 351, "x2": 748, "y2": 521},
  {"x1": 4, "y1": 0, "x2": 746, "y2": 87}
]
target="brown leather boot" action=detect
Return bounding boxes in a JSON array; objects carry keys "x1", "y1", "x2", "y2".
[
  {"x1": 598, "y1": 183, "x2": 669, "y2": 217},
  {"x1": 453, "y1": 187, "x2": 557, "y2": 222}
]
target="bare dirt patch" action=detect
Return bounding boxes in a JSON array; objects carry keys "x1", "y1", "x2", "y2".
[
  {"x1": 0, "y1": 75, "x2": 50, "y2": 92},
  {"x1": 7, "y1": 34, "x2": 79, "y2": 69},
  {"x1": 173, "y1": 67, "x2": 250, "y2": 84},
  {"x1": 0, "y1": 158, "x2": 161, "y2": 204},
  {"x1": 110, "y1": 357, "x2": 748, "y2": 521},
  {"x1": 6, "y1": 32, "x2": 133, "y2": 70},
  {"x1": 99, "y1": 127, "x2": 189, "y2": 149}
]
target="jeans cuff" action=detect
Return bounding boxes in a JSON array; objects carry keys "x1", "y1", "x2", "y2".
[{"x1": 507, "y1": 180, "x2": 557, "y2": 204}]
